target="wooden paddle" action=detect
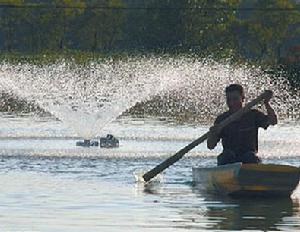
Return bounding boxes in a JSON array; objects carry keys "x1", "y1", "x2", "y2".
[{"x1": 142, "y1": 90, "x2": 273, "y2": 182}]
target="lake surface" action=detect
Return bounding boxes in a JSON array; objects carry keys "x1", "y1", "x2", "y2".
[{"x1": 0, "y1": 114, "x2": 300, "y2": 231}]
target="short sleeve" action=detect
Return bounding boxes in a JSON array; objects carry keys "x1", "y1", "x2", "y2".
[{"x1": 254, "y1": 110, "x2": 269, "y2": 129}]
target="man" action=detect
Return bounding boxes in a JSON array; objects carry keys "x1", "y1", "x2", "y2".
[{"x1": 207, "y1": 84, "x2": 277, "y2": 165}]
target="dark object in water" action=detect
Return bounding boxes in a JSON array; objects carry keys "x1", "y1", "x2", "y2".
[
  {"x1": 76, "y1": 139, "x2": 99, "y2": 147},
  {"x1": 100, "y1": 134, "x2": 119, "y2": 148}
]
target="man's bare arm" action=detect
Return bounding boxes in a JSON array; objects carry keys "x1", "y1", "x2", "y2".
[
  {"x1": 265, "y1": 102, "x2": 278, "y2": 125},
  {"x1": 207, "y1": 125, "x2": 221, "y2": 150},
  {"x1": 264, "y1": 90, "x2": 278, "y2": 125}
]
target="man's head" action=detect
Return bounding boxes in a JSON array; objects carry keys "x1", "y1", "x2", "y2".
[{"x1": 225, "y1": 84, "x2": 245, "y2": 111}]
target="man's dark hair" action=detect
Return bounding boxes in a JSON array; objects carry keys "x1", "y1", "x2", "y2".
[{"x1": 225, "y1": 84, "x2": 245, "y2": 98}]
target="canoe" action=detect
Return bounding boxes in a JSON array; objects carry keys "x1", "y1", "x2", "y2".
[{"x1": 192, "y1": 163, "x2": 300, "y2": 197}]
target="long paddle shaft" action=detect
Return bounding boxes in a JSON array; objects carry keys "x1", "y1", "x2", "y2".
[{"x1": 142, "y1": 90, "x2": 273, "y2": 182}]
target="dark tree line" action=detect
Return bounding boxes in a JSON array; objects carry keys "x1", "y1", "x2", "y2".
[{"x1": 0, "y1": 0, "x2": 299, "y2": 65}]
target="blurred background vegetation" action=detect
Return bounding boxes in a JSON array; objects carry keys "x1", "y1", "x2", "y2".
[{"x1": 0, "y1": 0, "x2": 299, "y2": 86}]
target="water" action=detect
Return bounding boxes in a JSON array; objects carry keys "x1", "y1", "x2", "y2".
[
  {"x1": 0, "y1": 115, "x2": 300, "y2": 231},
  {"x1": 0, "y1": 57, "x2": 300, "y2": 231},
  {"x1": 1, "y1": 57, "x2": 299, "y2": 139},
  {"x1": 0, "y1": 58, "x2": 186, "y2": 139}
]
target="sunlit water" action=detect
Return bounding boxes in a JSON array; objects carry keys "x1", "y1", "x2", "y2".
[
  {"x1": 1, "y1": 57, "x2": 299, "y2": 139},
  {"x1": 0, "y1": 114, "x2": 300, "y2": 231},
  {"x1": 0, "y1": 57, "x2": 300, "y2": 231}
]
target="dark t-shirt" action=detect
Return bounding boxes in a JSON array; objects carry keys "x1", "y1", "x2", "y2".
[{"x1": 214, "y1": 109, "x2": 269, "y2": 154}]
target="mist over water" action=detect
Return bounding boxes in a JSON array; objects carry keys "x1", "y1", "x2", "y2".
[
  {"x1": 0, "y1": 58, "x2": 185, "y2": 138},
  {"x1": 142, "y1": 59, "x2": 300, "y2": 123},
  {"x1": 0, "y1": 56, "x2": 299, "y2": 139}
]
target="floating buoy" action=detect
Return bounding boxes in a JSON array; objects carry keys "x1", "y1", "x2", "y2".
[{"x1": 76, "y1": 135, "x2": 119, "y2": 148}]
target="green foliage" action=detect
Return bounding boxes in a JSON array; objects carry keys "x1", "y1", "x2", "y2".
[
  {"x1": 182, "y1": 0, "x2": 241, "y2": 56},
  {"x1": 75, "y1": 0, "x2": 125, "y2": 51},
  {"x1": 0, "y1": 0, "x2": 299, "y2": 66},
  {"x1": 239, "y1": 0, "x2": 300, "y2": 63}
]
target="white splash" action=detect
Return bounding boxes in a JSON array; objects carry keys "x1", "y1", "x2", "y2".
[
  {"x1": 0, "y1": 58, "x2": 186, "y2": 139},
  {"x1": 0, "y1": 56, "x2": 299, "y2": 140}
]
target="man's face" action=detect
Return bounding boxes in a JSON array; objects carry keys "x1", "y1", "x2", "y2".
[{"x1": 226, "y1": 91, "x2": 244, "y2": 111}]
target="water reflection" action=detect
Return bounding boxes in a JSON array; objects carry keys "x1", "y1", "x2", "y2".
[
  {"x1": 192, "y1": 187, "x2": 300, "y2": 231},
  {"x1": 137, "y1": 180, "x2": 300, "y2": 231}
]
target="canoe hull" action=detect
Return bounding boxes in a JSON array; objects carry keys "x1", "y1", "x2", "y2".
[{"x1": 192, "y1": 163, "x2": 300, "y2": 197}]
